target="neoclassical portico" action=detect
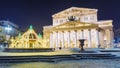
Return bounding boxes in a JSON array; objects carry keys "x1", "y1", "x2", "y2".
[{"x1": 49, "y1": 21, "x2": 103, "y2": 48}]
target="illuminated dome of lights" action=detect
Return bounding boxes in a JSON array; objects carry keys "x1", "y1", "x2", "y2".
[
  {"x1": 9, "y1": 25, "x2": 46, "y2": 48},
  {"x1": 22, "y1": 25, "x2": 39, "y2": 41}
]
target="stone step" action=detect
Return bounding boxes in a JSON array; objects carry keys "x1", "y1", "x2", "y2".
[
  {"x1": 73, "y1": 53, "x2": 114, "y2": 57},
  {"x1": 3, "y1": 48, "x2": 55, "y2": 52},
  {"x1": 100, "y1": 50, "x2": 120, "y2": 52},
  {"x1": 72, "y1": 53, "x2": 116, "y2": 59},
  {"x1": 0, "y1": 53, "x2": 117, "y2": 63},
  {"x1": 76, "y1": 55, "x2": 116, "y2": 57},
  {"x1": 73, "y1": 53, "x2": 112, "y2": 55},
  {"x1": 80, "y1": 57, "x2": 116, "y2": 59},
  {"x1": 0, "y1": 58, "x2": 56, "y2": 63}
]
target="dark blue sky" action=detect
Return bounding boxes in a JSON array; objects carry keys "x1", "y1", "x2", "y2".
[{"x1": 0, "y1": 0, "x2": 119, "y2": 33}]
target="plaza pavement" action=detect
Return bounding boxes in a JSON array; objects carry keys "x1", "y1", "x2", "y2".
[
  {"x1": 0, "y1": 48, "x2": 120, "y2": 57},
  {"x1": 0, "y1": 48, "x2": 120, "y2": 68},
  {"x1": 0, "y1": 49, "x2": 75, "y2": 56}
]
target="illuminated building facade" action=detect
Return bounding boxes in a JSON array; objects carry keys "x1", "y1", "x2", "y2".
[
  {"x1": 0, "y1": 20, "x2": 21, "y2": 43},
  {"x1": 43, "y1": 7, "x2": 114, "y2": 48}
]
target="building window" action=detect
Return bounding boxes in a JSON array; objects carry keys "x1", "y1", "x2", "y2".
[
  {"x1": 68, "y1": 16, "x2": 76, "y2": 21},
  {"x1": 84, "y1": 17, "x2": 88, "y2": 21},
  {"x1": 0, "y1": 22, "x2": 4, "y2": 25},
  {"x1": 78, "y1": 18, "x2": 80, "y2": 21},
  {"x1": 60, "y1": 20, "x2": 63, "y2": 23},
  {"x1": 56, "y1": 20, "x2": 58, "y2": 23},
  {"x1": 90, "y1": 16, "x2": 94, "y2": 20}
]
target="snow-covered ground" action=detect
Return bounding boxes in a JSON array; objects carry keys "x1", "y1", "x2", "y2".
[
  {"x1": 1, "y1": 48, "x2": 120, "y2": 57},
  {"x1": 0, "y1": 59, "x2": 120, "y2": 68},
  {"x1": 0, "y1": 49, "x2": 75, "y2": 56}
]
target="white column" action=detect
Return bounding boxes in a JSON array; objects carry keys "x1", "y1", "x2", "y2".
[
  {"x1": 96, "y1": 29, "x2": 100, "y2": 48},
  {"x1": 81, "y1": 30, "x2": 84, "y2": 39},
  {"x1": 74, "y1": 30, "x2": 77, "y2": 48},
  {"x1": 58, "y1": 32, "x2": 60, "y2": 48},
  {"x1": 62, "y1": 31, "x2": 64, "y2": 48},
  {"x1": 106, "y1": 29, "x2": 113, "y2": 48},
  {"x1": 109, "y1": 29, "x2": 114, "y2": 48},
  {"x1": 50, "y1": 32, "x2": 53, "y2": 48},
  {"x1": 68, "y1": 31, "x2": 70, "y2": 48},
  {"x1": 56, "y1": 31, "x2": 58, "y2": 48},
  {"x1": 88, "y1": 29, "x2": 91, "y2": 48}
]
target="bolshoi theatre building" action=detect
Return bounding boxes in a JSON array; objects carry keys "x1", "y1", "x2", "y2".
[{"x1": 43, "y1": 7, "x2": 114, "y2": 49}]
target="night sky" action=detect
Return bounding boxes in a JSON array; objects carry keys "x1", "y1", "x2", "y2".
[{"x1": 0, "y1": 0, "x2": 119, "y2": 33}]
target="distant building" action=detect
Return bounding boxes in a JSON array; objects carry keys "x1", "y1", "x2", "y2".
[
  {"x1": 114, "y1": 29, "x2": 120, "y2": 43},
  {"x1": 43, "y1": 7, "x2": 114, "y2": 48},
  {"x1": 0, "y1": 20, "x2": 21, "y2": 43}
]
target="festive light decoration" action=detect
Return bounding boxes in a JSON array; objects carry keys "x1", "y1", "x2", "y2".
[{"x1": 9, "y1": 25, "x2": 47, "y2": 48}]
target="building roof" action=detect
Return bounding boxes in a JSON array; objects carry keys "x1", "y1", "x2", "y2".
[{"x1": 0, "y1": 20, "x2": 19, "y2": 28}]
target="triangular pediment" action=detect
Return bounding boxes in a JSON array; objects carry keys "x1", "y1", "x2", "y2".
[{"x1": 52, "y1": 7, "x2": 97, "y2": 18}]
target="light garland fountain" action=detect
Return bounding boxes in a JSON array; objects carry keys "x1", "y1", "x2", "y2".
[{"x1": 9, "y1": 25, "x2": 45, "y2": 48}]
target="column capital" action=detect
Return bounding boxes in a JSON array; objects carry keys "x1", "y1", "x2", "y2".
[
  {"x1": 56, "y1": 31, "x2": 58, "y2": 33},
  {"x1": 81, "y1": 30, "x2": 84, "y2": 31},
  {"x1": 50, "y1": 31, "x2": 53, "y2": 33},
  {"x1": 68, "y1": 30, "x2": 70, "y2": 32},
  {"x1": 109, "y1": 28, "x2": 113, "y2": 31},
  {"x1": 74, "y1": 30, "x2": 77, "y2": 32},
  {"x1": 109, "y1": 29, "x2": 113, "y2": 31},
  {"x1": 61, "y1": 31, "x2": 64, "y2": 33},
  {"x1": 88, "y1": 29, "x2": 91, "y2": 31},
  {"x1": 96, "y1": 28, "x2": 101, "y2": 32}
]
